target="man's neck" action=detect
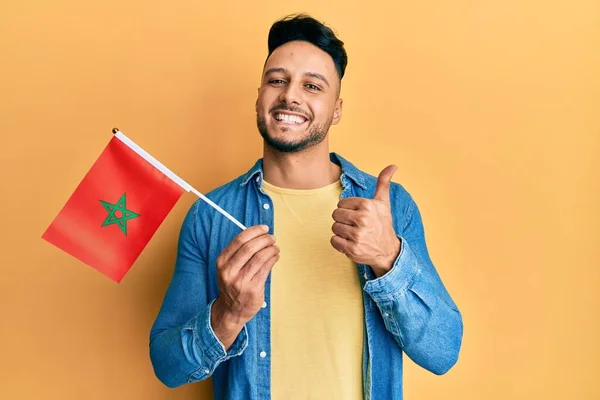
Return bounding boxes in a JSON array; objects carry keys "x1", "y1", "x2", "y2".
[{"x1": 262, "y1": 144, "x2": 341, "y2": 190}]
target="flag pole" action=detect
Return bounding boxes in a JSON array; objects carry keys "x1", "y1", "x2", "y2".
[{"x1": 112, "y1": 128, "x2": 247, "y2": 231}]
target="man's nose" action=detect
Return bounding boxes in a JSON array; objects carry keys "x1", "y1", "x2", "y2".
[{"x1": 279, "y1": 83, "x2": 303, "y2": 105}]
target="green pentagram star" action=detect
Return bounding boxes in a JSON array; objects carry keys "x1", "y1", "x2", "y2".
[{"x1": 100, "y1": 193, "x2": 140, "y2": 236}]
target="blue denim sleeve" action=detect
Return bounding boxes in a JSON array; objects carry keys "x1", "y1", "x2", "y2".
[
  {"x1": 149, "y1": 201, "x2": 248, "y2": 388},
  {"x1": 363, "y1": 195, "x2": 463, "y2": 375}
]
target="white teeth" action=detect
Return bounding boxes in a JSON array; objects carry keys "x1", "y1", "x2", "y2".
[{"x1": 275, "y1": 113, "x2": 306, "y2": 124}]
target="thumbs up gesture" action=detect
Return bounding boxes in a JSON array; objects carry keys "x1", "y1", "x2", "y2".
[{"x1": 331, "y1": 165, "x2": 401, "y2": 278}]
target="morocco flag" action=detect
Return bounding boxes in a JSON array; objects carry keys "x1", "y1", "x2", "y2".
[{"x1": 42, "y1": 130, "x2": 189, "y2": 283}]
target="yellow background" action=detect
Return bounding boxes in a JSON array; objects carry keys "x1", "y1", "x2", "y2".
[{"x1": 1, "y1": 0, "x2": 598, "y2": 399}]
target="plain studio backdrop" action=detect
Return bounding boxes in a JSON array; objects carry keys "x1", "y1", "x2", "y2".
[{"x1": 1, "y1": 1, "x2": 598, "y2": 399}]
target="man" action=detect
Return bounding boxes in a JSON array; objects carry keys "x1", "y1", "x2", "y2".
[{"x1": 149, "y1": 13, "x2": 463, "y2": 400}]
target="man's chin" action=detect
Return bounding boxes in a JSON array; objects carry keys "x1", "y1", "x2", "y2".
[{"x1": 261, "y1": 135, "x2": 304, "y2": 153}]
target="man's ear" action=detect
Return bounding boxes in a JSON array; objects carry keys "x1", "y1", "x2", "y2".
[{"x1": 332, "y1": 97, "x2": 343, "y2": 125}]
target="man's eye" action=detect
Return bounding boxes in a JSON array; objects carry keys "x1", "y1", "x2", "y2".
[
  {"x1": 305, "y1": 84, "x2": 321, "y2": 91},
  {"x1": 269, "y1": 79, "x2": 285, "y2": 84}
]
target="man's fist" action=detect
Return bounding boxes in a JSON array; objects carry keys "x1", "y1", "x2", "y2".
[
  {"x1": 331, "y1": 165, "x2": 401, "y2": 277},
  {"x1": 212, "y1": 225, "x2": 279, "y2": 349}
]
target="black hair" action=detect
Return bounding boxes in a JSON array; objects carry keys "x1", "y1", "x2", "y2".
[{"x1": 266, "y1": 14, "x2": 348, "y2": 80}]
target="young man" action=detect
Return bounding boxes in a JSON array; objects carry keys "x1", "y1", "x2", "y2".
[{"x1": 150, "y1": 14, "x2": 463, "y2": 400}]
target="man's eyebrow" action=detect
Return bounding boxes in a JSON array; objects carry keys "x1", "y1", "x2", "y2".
[
  {"x1": 264, "y1": 67, "x2": 288, "y2": 77},
  {"x1": 305, "y1": 72, "x2": 330, "y2": 87}
]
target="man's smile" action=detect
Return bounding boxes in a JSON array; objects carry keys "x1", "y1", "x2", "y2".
[{"x1": 273, "y1": 112, "x2": 309, "y2": 127}]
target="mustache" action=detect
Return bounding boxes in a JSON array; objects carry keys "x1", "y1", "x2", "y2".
[{"x1": 269, "y1": 104, "x2": 311, "y2": 120}]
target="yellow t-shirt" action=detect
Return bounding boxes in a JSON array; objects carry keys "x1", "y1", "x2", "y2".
[{"x1": 262, "y1": 179, "x2": 364, "y2": 400}]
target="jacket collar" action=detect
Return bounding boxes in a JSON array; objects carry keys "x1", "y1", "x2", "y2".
[{"x1": 240, "y1": 152, "x2": 367, "y2": 190}]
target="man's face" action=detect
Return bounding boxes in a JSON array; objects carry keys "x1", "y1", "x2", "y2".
[{"x1": 256, "y1": 40, "x2": 343, "y2": 153}]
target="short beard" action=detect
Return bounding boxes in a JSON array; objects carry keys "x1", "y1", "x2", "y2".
[{"x1": 257, "y1": 114, "x2": 331, "y2": 153}]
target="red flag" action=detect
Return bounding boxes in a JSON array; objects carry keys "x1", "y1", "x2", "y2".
[{"x1": 42, "y1": 132, "x2": 187, "y2": 283}]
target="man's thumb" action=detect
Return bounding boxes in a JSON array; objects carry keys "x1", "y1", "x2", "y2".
[{"x1": 374, "y1": 165, "x2": 397, "y2": 202}]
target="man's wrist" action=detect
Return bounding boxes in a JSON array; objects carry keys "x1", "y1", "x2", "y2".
[
  {"x1": 372, "y1": 237, "x2": 401, "y2": 278},
  {"x1": 212, "y1": 298, "x2": 245, "y2": 329},
  {"x1": 210, "y1": 298, "x2": 245, "y2": 350}
]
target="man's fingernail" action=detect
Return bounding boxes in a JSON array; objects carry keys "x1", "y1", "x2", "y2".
[{"x1": 262, "y1": 225, "x2": 269, "y2": 232}]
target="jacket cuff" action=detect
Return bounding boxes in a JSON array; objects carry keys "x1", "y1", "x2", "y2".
[
  {"x1": 363, "y1": 236, "x2": 419, "y2": 302},
  {"x1": 193, "y1": 298, "x2": 248, "y2": 370}
]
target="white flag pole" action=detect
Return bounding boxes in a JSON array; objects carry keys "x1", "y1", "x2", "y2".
[
  {"x1": 188, "y1": 187, "x2": 247, "y2": 231},
  {"x1": 112, "y1": 128, "x2": 247, "y2": 231}
]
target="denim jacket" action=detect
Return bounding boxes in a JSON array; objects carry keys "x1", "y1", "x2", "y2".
[{"x1": 149, "y1": 153, "x2": 463, "y2": 399}]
